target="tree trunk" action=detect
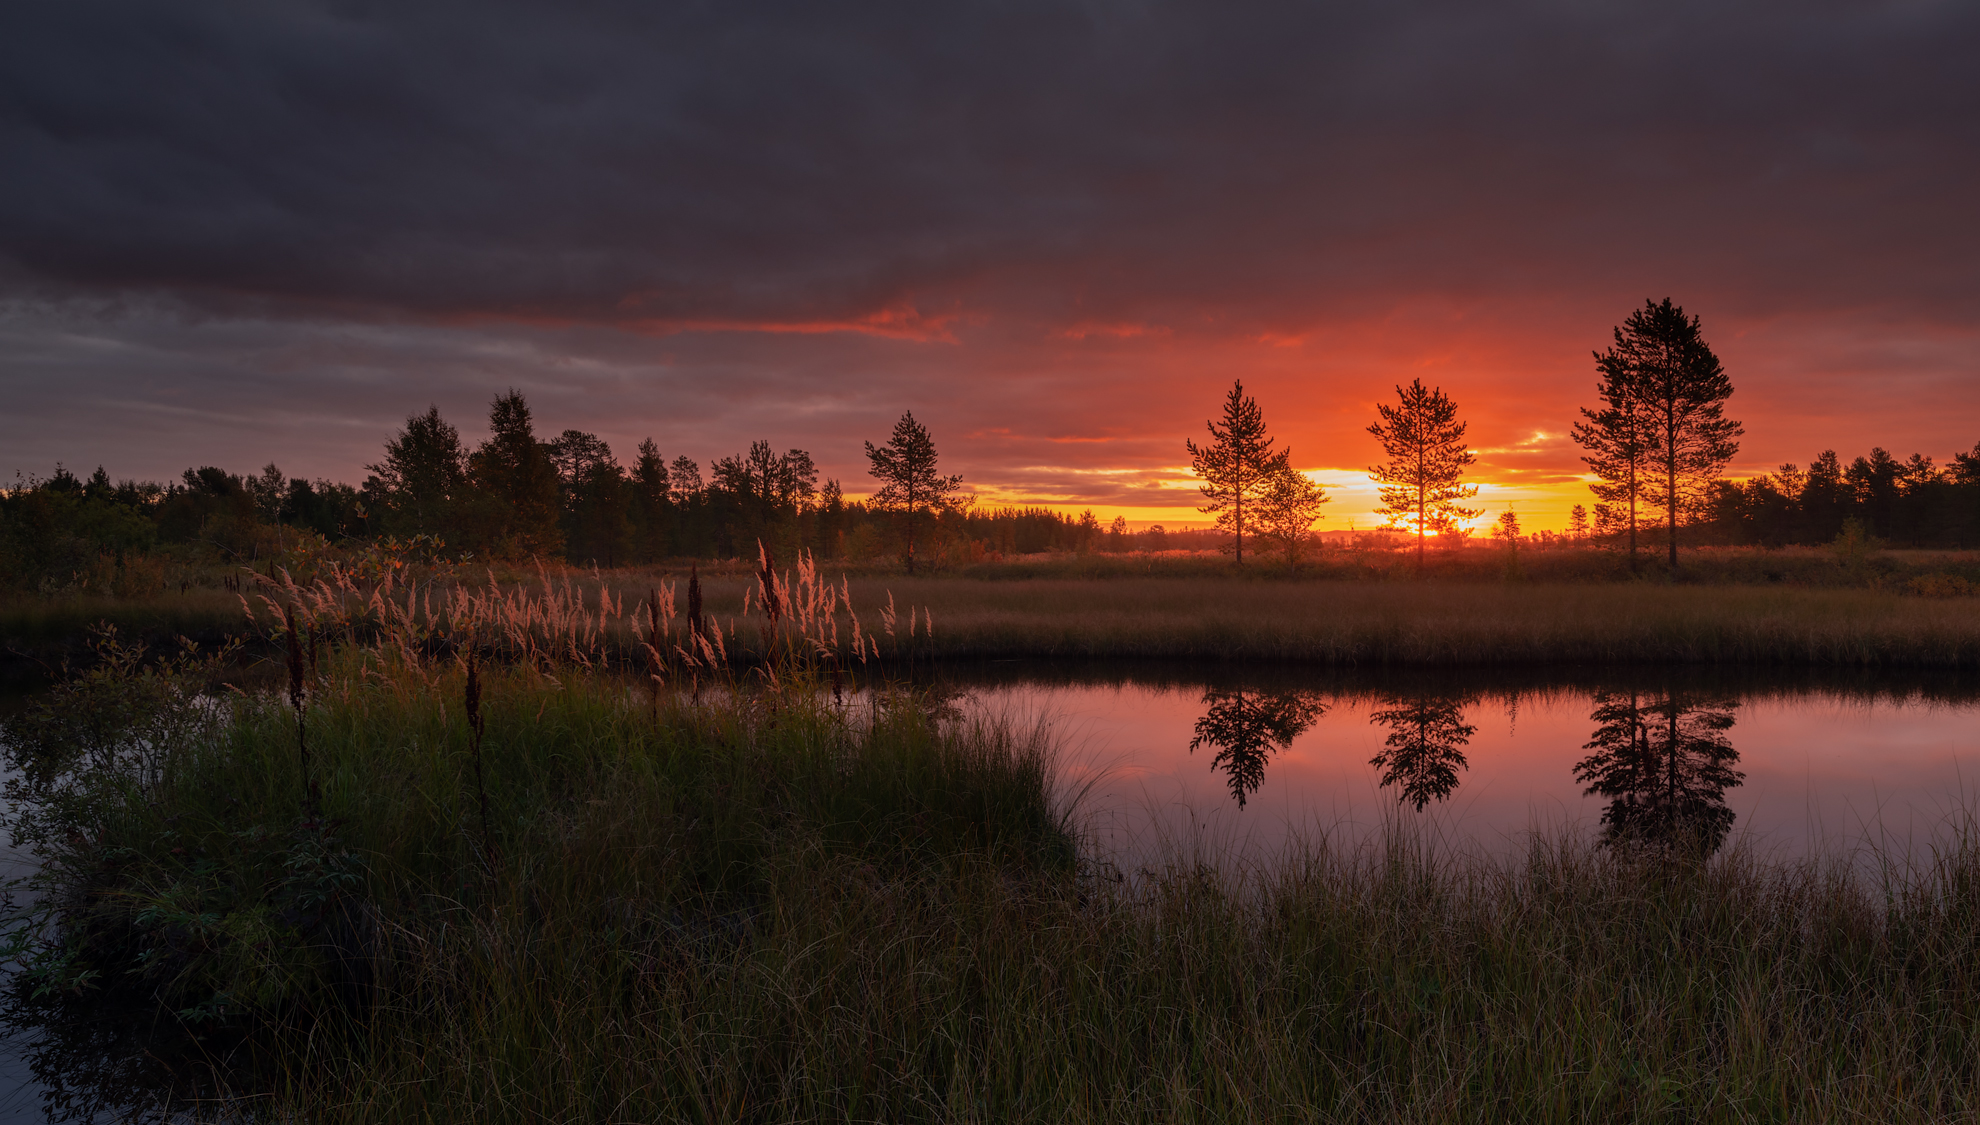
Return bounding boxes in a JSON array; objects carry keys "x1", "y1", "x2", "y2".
[
  {"x1": 1667, "y1": 476, "x2": 1679, "y2": 570},
  {"x1": 1416, "y1": 488, "x2": 1426, "y2": 573},
  {"x1": 1627, "y1": 469, "x2": 1638, "y2": 573},
  {"x1": 1235, "y1": 486, "x2": 1244, "y2": 566}
]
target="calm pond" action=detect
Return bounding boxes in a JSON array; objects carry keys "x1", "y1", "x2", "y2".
[
  {"x1": 944, "y1": 662, "x2": 1980, "y2": 866},
  {"x1": 2, "y1": 662, "x2": 1976, "y2": 1120}
]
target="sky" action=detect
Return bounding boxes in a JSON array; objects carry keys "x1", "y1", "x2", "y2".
[{"x1": 2, "y1": 0, "x2": 1976, "y2": 532}]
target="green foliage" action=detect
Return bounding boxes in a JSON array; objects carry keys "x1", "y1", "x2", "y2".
[{"x1": 7, "y1": 628, "x2": 1980, "y2": 1119}]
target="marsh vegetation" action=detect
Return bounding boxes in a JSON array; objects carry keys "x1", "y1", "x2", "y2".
[{"x1": 3, "y1": 563, "x2": 1979, "y2": 1121}]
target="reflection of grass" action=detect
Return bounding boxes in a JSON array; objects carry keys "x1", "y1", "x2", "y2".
[{"x1": 9, "y1": 625, "x2": 1980, "y2": 1122}]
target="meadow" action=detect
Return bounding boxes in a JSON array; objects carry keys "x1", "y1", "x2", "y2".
[
  {"x1": 3, "y1": 565, "x2": 1979, "y2": 1122},
  {"x1": 7, "y1": 543, "x2": 1980, "y2": 679}
]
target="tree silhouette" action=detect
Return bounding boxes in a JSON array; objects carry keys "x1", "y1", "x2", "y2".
[
  {"x1": 1186, "y1": 380, "x2": 1290, "y2": 566},
  {"x1": 365, "y1": 405, "x2": 466, "y2": 538},
  {"x1": 1188, "y1": 687, "x2": 1326, "y2": 807},
  {"x1": 1573, "y1": 691, "x2": 1743, "y2": 856},
  {"x1": 1573, "y1": 341, "x2": 1651, "y2": 569},
  {"x1": 865, "y1": 411, "x2": 962, "y2": 574},
  {"x1": 1256, "y1": 463, "x2": 1330, "y2": 571},
  {"x1": 1367, "y1": 379, "x2": 1479, "y2": 572},
  {"x1": 1368, "y1": 692, "x2": 1476, "y2": 809},
  {"x1": 467, "y1": 390, "x2": 563, "y2": 559},
  {"x1": 1594, "y1": 300, "x2": 1742, "y2": 569},
  {"x1": 548, "y1": 430, "x2": 631, "y2": 567}
]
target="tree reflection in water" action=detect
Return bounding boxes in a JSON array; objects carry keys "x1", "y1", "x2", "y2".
[
  {"x1": 1573, "y1": 691, "x2": 1743, "y2": 855},
  {"x1": 1188, "y1": 688, "x2": 1326, "y2": 807},
  {"x1": 1367, "y1": 693, "x2": 1477, "y2": 809}
]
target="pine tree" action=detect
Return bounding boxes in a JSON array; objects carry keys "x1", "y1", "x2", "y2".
[
  {"x1": 1185, "y1": 380, "x2": 1288, "y2": 565},
  {"x1": 1593, "y1": 299, "x2": 1742, "y2": 569},
  {"x1": 466, "y1": 390, "x2": 563, "y2": 559},
  {"x1": 365, "y1": 405, "x2": 466, "y2": 538},
  {"x1": 864, "y1": 411, "x2": 962, "y2": 574},
  {"x1": 548, "y1": 431, "x2": 629, "y2": 567},
  {"x1": 630, "y1": 439, "x2": 672, "y2": 562},
  {"x1": 1573, "y1": 343, "x2": 1650, "y2": 570},
  {"x1": 1366, "y1": 379, "x2": 1479, "y2": 571}
]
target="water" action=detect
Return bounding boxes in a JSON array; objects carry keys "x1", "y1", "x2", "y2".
[{"x1": 944, "y1": 663, "x2": 1980, "y2": 868}]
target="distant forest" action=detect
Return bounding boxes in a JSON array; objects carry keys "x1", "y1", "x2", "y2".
[
  {"x1": 0, "y1": 392, "x2": 1215, "y2": 594},
  {"x1": 4, "y1": 388, "x2": 1979, "y2": 595}
]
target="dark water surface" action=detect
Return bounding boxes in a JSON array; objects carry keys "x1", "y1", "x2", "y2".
[{"x1": 943, "y1": 662, "x2": 1980, "y2": 866}]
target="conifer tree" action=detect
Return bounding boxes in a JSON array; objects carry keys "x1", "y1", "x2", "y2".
[
  {"x1": 864, "y1": 411, "x2": 962, "y2": 574},
  {"x1": 1186, "y1": 380, "x2": 1289, "y2": 565},
  {"x1": 1579, "y1": 299, "x2": 1741, "y2": 570},
  {"x1": 1366, "y1": 379, "x2": 1478, "y2": 571},
  {"x1": 1573, "y1": 344, "x2": 1650, "y2": 569},
  {"x1": 630, "y1": 439, "x2": 672, "y2": 562},
  {"x1": 467, "y1": 390, "x2": 563, "y2": 559},
  {"x1": 365, "y1": 405, "x2": 466, "y2": 537}
]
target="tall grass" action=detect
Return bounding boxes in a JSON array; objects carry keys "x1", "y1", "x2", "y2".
[
  {"x1": 307, "y1": 827, "x2": 1980, "y2": 1124},
  {"x1": 15, "y1": 562, "x2": 1980, "y2": 677},
  {"x1": 821, "y1": 576, "x2": 1980, "y2": 667},
  {"x1": 4, "y1": 598, "x2": 1980, "y2": 1121}
]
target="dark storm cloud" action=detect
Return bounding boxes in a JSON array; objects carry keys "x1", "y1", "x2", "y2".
[{"x1": 5, "y1": 0, "x2": 1976, "y2": 330}]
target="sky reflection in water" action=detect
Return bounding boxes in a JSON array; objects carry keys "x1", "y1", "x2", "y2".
[{"x1": 956, "y1": 669, "x2": 1980, "y2": 866}]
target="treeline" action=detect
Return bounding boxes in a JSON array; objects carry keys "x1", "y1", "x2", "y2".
[
  {"x1": 0, "y1": 392, "x2": 1196, "y2": 594},
  {"x1": 1702, "y1": 446, "x2": 1980, "y2": 548}
]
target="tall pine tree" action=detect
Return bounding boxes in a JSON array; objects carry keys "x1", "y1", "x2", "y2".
[
  {"x1": 1573, "y1": 344, "x2": 1650, "y2": 570},
  {"x1": 1605, "y1": 299, "x2": 1741, "y2": 569},
  {"x1": 864, "y1": 411, "x2": 961, "y2": 574},
  {"x1": 1591, "y1": 299, "x2": 1750, "y2": 566},
  {"x1": 1366, "y1": 379, "x2": 1478, "y2": 571},
  {"x1": 1186, "y1": 380, "x2": 1288, "y2": 566},
  {"x1": 467, "y1": 390, "x2": 563, "y2": 560},
  {"x1": 365, "y1": 405, "x2": 466, "y2": 539}
]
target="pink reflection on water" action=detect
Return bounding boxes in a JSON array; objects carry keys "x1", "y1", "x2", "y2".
[{"x1": 967, "y1": 681, "x2": 1979, "y2": 866}]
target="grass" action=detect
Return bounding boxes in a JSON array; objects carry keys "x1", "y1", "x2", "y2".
[
  {"x1": 10, "y1": 546, "x2": 1980, "y2": 677},
  {"x1": 5, "y1": 606, "x2": 1980, "y2": 1122}
]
